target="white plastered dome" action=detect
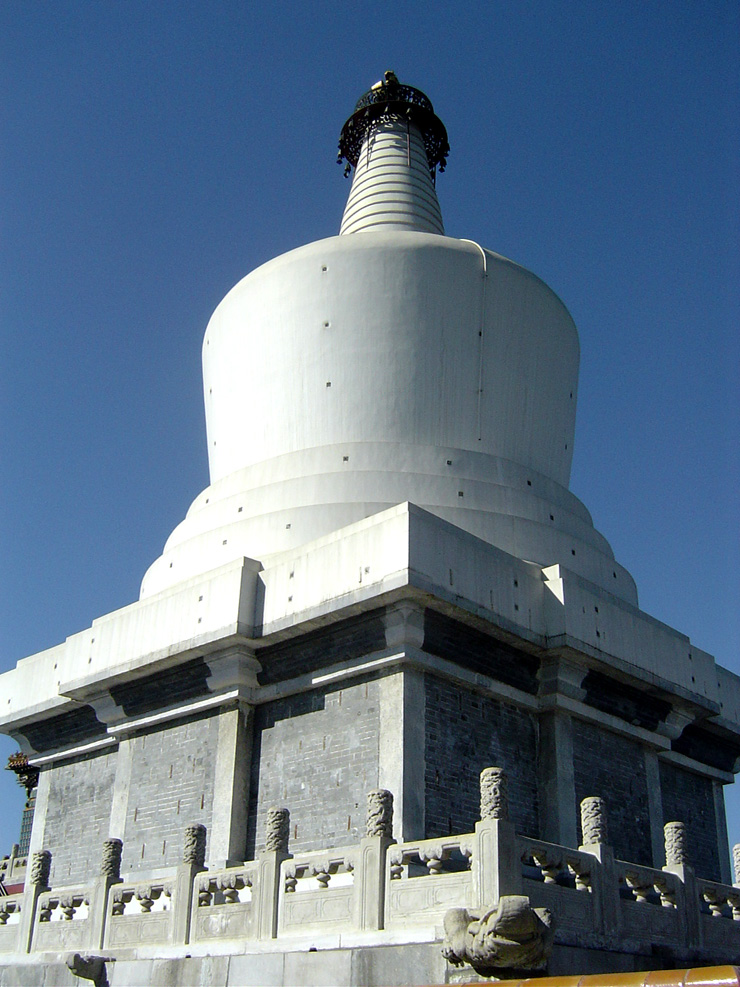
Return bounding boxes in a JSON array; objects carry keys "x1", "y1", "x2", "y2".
[{"x1": 140, "y1": 78, "x2": 637, "y2": 606}]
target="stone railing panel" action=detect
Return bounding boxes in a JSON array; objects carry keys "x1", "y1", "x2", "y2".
[
  {"x1": 31, "y1": 886, "x2": 92, "y2": 952},
  {"x1": 0, "y1": 854, "x2": 27, "y2": 889},
  {"x1": 384, "y1": 835, "x2": 474, "y2": 930},
  {"x1": 614, "y1": 861, "x2": 682, "y2": 946},
  {"x1": 697, "y1": 877, "x2": 740, "y2": 920},
  {"x1": 191, "y1": 864, "x2": 259, "y2": 944},
  {"x1": 105, "y1": 879, "x2": 174, "y2": 949},
  {"x1": 518, "y1": 836, "x2": 594, "y2": 934},
  {"x1": 696, "y1": 876, "x2": 740, "y2": 954},
  {"x1": 279, "y1": 847, "x2": 356, "y2": 935},
  {"x1": 0, "y1": 895, "x2": 23, "y2": 954}
]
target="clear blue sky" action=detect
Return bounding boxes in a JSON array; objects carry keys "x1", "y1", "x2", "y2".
[{"x1": 1, "y1": 2, "x2": 738, "y2": 859}]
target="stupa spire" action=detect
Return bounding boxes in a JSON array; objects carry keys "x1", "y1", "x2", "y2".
[{"x1": 337, "y1": 72, "x2": 449, "y2": 235}]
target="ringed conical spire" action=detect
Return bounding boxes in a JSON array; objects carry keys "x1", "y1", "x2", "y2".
[{"x1": 338, "y1": 73, "x2": 449, "y2": 235}]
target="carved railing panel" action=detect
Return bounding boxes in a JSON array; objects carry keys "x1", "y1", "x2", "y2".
[
  {"x1": 615, "y1": 862, "x2": 678, "y2": 906},
  {"x1": 105, "y1": 879, "x2": 174, "y2": 948},
  {"x1": 0, "y1": 895, "x2": 22, "y2": 954},
  {"x1": 696, "y1": 877, "x2": 740, "y2": 952},
  {"x1": 279, "y1": 847, "x2": 356, "y2": 934},
  {"x1": 518, "y1": 837, "x2": 594, "y2": 933},
  {"x1": 191, "y1": 864, "x2": 259, "y2": 943},
  {"x1": 384, "y1": 836, "x2": 474, "y2": 929},
  {"x1": 519, "y1": 837, "x2": 593, "y2": 890},
  {"x1": 697, "y1": 877, "x2": 740, "y2": 921},
  {"x1": 614, "y1": 861, "x2": 681, "y2": 943},
  {"x1": 0, "y1": 854, "x2": 26, "y2": 889},
  {"x1": 32, "y1": 886, "x2": 91, "y2": 951},
  {"x1": 0, "y1": 895, "x2": 22, "y2": 927}
]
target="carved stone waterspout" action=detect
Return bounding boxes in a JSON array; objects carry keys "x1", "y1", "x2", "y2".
[{"x1": 442, "y1": 894, "x2": 554, "y2": 974}]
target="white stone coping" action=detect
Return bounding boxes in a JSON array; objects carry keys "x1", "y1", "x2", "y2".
[{"x1": 1, "y1": 505, "x2": 738, "y2": 759}]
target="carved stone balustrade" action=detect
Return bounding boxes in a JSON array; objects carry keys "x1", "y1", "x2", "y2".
[
  {"x1": 624, "y1": 868, "x2": 660, "y2": 905},
  {"x1": 385, "y1": 836, "x2": 475, "y2": 931},
  {"x1": 32, "y1": 887, "x2": 92, "y2": 953},
  {"x1": 0, "y1": 896, "x2": 22, "y2": 956},
  {"x1": 190, "y1": 864, "x2": 259, "y2": 945},
  {"x1": 518, "y1": 836, "x2": 595, "y2": 941},
  {"x1": 0, "y1": 899, "x2": 20, "y2": 927},
  {"x1": 0, "y1": 848, "x2": 27, "y2": 891},
  {"x1": 37, "y1": 891, "x2": 89, "y2": 923},
  {"x1": 615, "y1": 859, "x2": 693, "y2": 947},
  {"x1": 278, "y1": 848, "x2": 356, "y2": 936},
  {"x1": 105, "y1": 880, "x2": 175, "y2": 949},
  {"x1": 6, "y1": 782, "x2": 740, "y2": 964}
]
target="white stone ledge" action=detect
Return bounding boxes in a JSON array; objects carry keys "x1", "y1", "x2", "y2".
[
  {"x1": 29, "y1": 735, "x2": 117, "y2": 767},
  {"x1": 105, "y1": 690, "x2": 247, "y2": 737}
]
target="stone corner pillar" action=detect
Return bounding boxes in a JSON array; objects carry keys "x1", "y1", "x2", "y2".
[
  {"x1": 537, "y1": 709, "x2": 578, "y2": 848},
  {"x1": 173, "y1": 824, "x2": 208, "y2": 946},
  {"x1": 19, "y1": 849, "x2": 51, "y2": 953},
  {"x1": 712, "y1": 779, "x2": 732, "y2": 885},
  {"x1": 378, "y1": 667, "x2": 425, "y2": 842},
  {"x1": 208, "y1": 699, "x2": 254, "y2": 868},
  {"x1": 578, "y1": 796, "x2": 620, "y2": 940},
  {"x1": 473, "y1": 768, "x2": 522, "y2": 906},
  {"x1": 662, "y1": 820, "x2": 701, "y2": 950},
  {"x1": 255, "y1": 807, "x2": 291, "y2": 940},
  {"x1": 353, "y1": 790, "x2": 395, "y2": 931},
  {"x1": 89, "y1": 838, "x2": 123, "y2": 950}
]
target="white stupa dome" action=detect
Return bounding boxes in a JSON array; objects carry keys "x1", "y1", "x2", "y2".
[{"x1": 140, "y1": 75, "x2": 636, "y2": 606}]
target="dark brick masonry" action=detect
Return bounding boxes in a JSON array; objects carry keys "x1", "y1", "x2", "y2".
[
  {"x1": 424, "y1": 673, "x2": 539, "y2": 839},
  {"x1": 423, "y1": 611, "x2": 539, "y2": 695},
  {"x1": 247, "y1": 679, "x2": 381, "y2": 857},
  {"x1": 257, "y1": 612, "x2": 386, "y2": 685},
  {"x1": 122, "y1": 711, "x2": 219, "y2": 874},
  {"x1": 42, "y1": 749, "x2": 117, "y2": 885},
  {"x1": 572, "y1": 719, "x2": 653, "y2": 866},
  {"x1": 660, "y1": 760, "x2": 719, "y2": 880}
]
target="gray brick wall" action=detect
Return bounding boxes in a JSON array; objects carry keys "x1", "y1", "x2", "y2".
[
  {"x1": 247, "y1": 679, "x2": 380, "y2": 856},
  {"x1": 257, "y1": 613, "x2": 385, "y2": 685},
  {"x1": 659, "y1": 760, "x2": 719, "y2": 880},
  {"x1": 424, "y1": 674, "x2": 539, "y2": 839},
  {"x1": 122, "y1": 712, "x2": 218, "y2": 874},
  {"x1": 43, "y1": 749, "x2": 117, "y2": 885},
  {"x1": 572, "y1": 719, "x2": 652, "y2": 866}
]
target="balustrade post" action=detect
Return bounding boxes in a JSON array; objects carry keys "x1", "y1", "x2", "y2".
[
  {"x1": 19, "y1": 849, "x2": 51, "y2": 953},
  {"x1": 473, "y1": 768, "x2": 522, "y2": 908},
  {"x1": 579, "y1": 797, "x2": 620, "y2": 940},
  {"x1": 732, "y1": 843, "x2": 740, "y2": 888},
  {"x1": 255, "y1": 807, "x2": 290, "y2": 939},
  {"x1": 89, "y1": 838, "x2": 122, "y2": 949},
  {"x1": 353, "y1": 790, "x2": 395, "y2": 931},
  {"x1": 174, "y1": 823, "x2": 207, "y2": 946},
  {"x1": 662, "y1": 820, "x2": 701, "y2": 951}
]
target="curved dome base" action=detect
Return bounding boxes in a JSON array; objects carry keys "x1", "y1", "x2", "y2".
[{"x1": 140, "y1": 442, "x2": 637, "y2": 605}]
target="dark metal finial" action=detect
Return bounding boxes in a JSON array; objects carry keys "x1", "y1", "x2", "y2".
[{"x1": 337, "y1": 74, "x2": 449, "y2": 178}]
